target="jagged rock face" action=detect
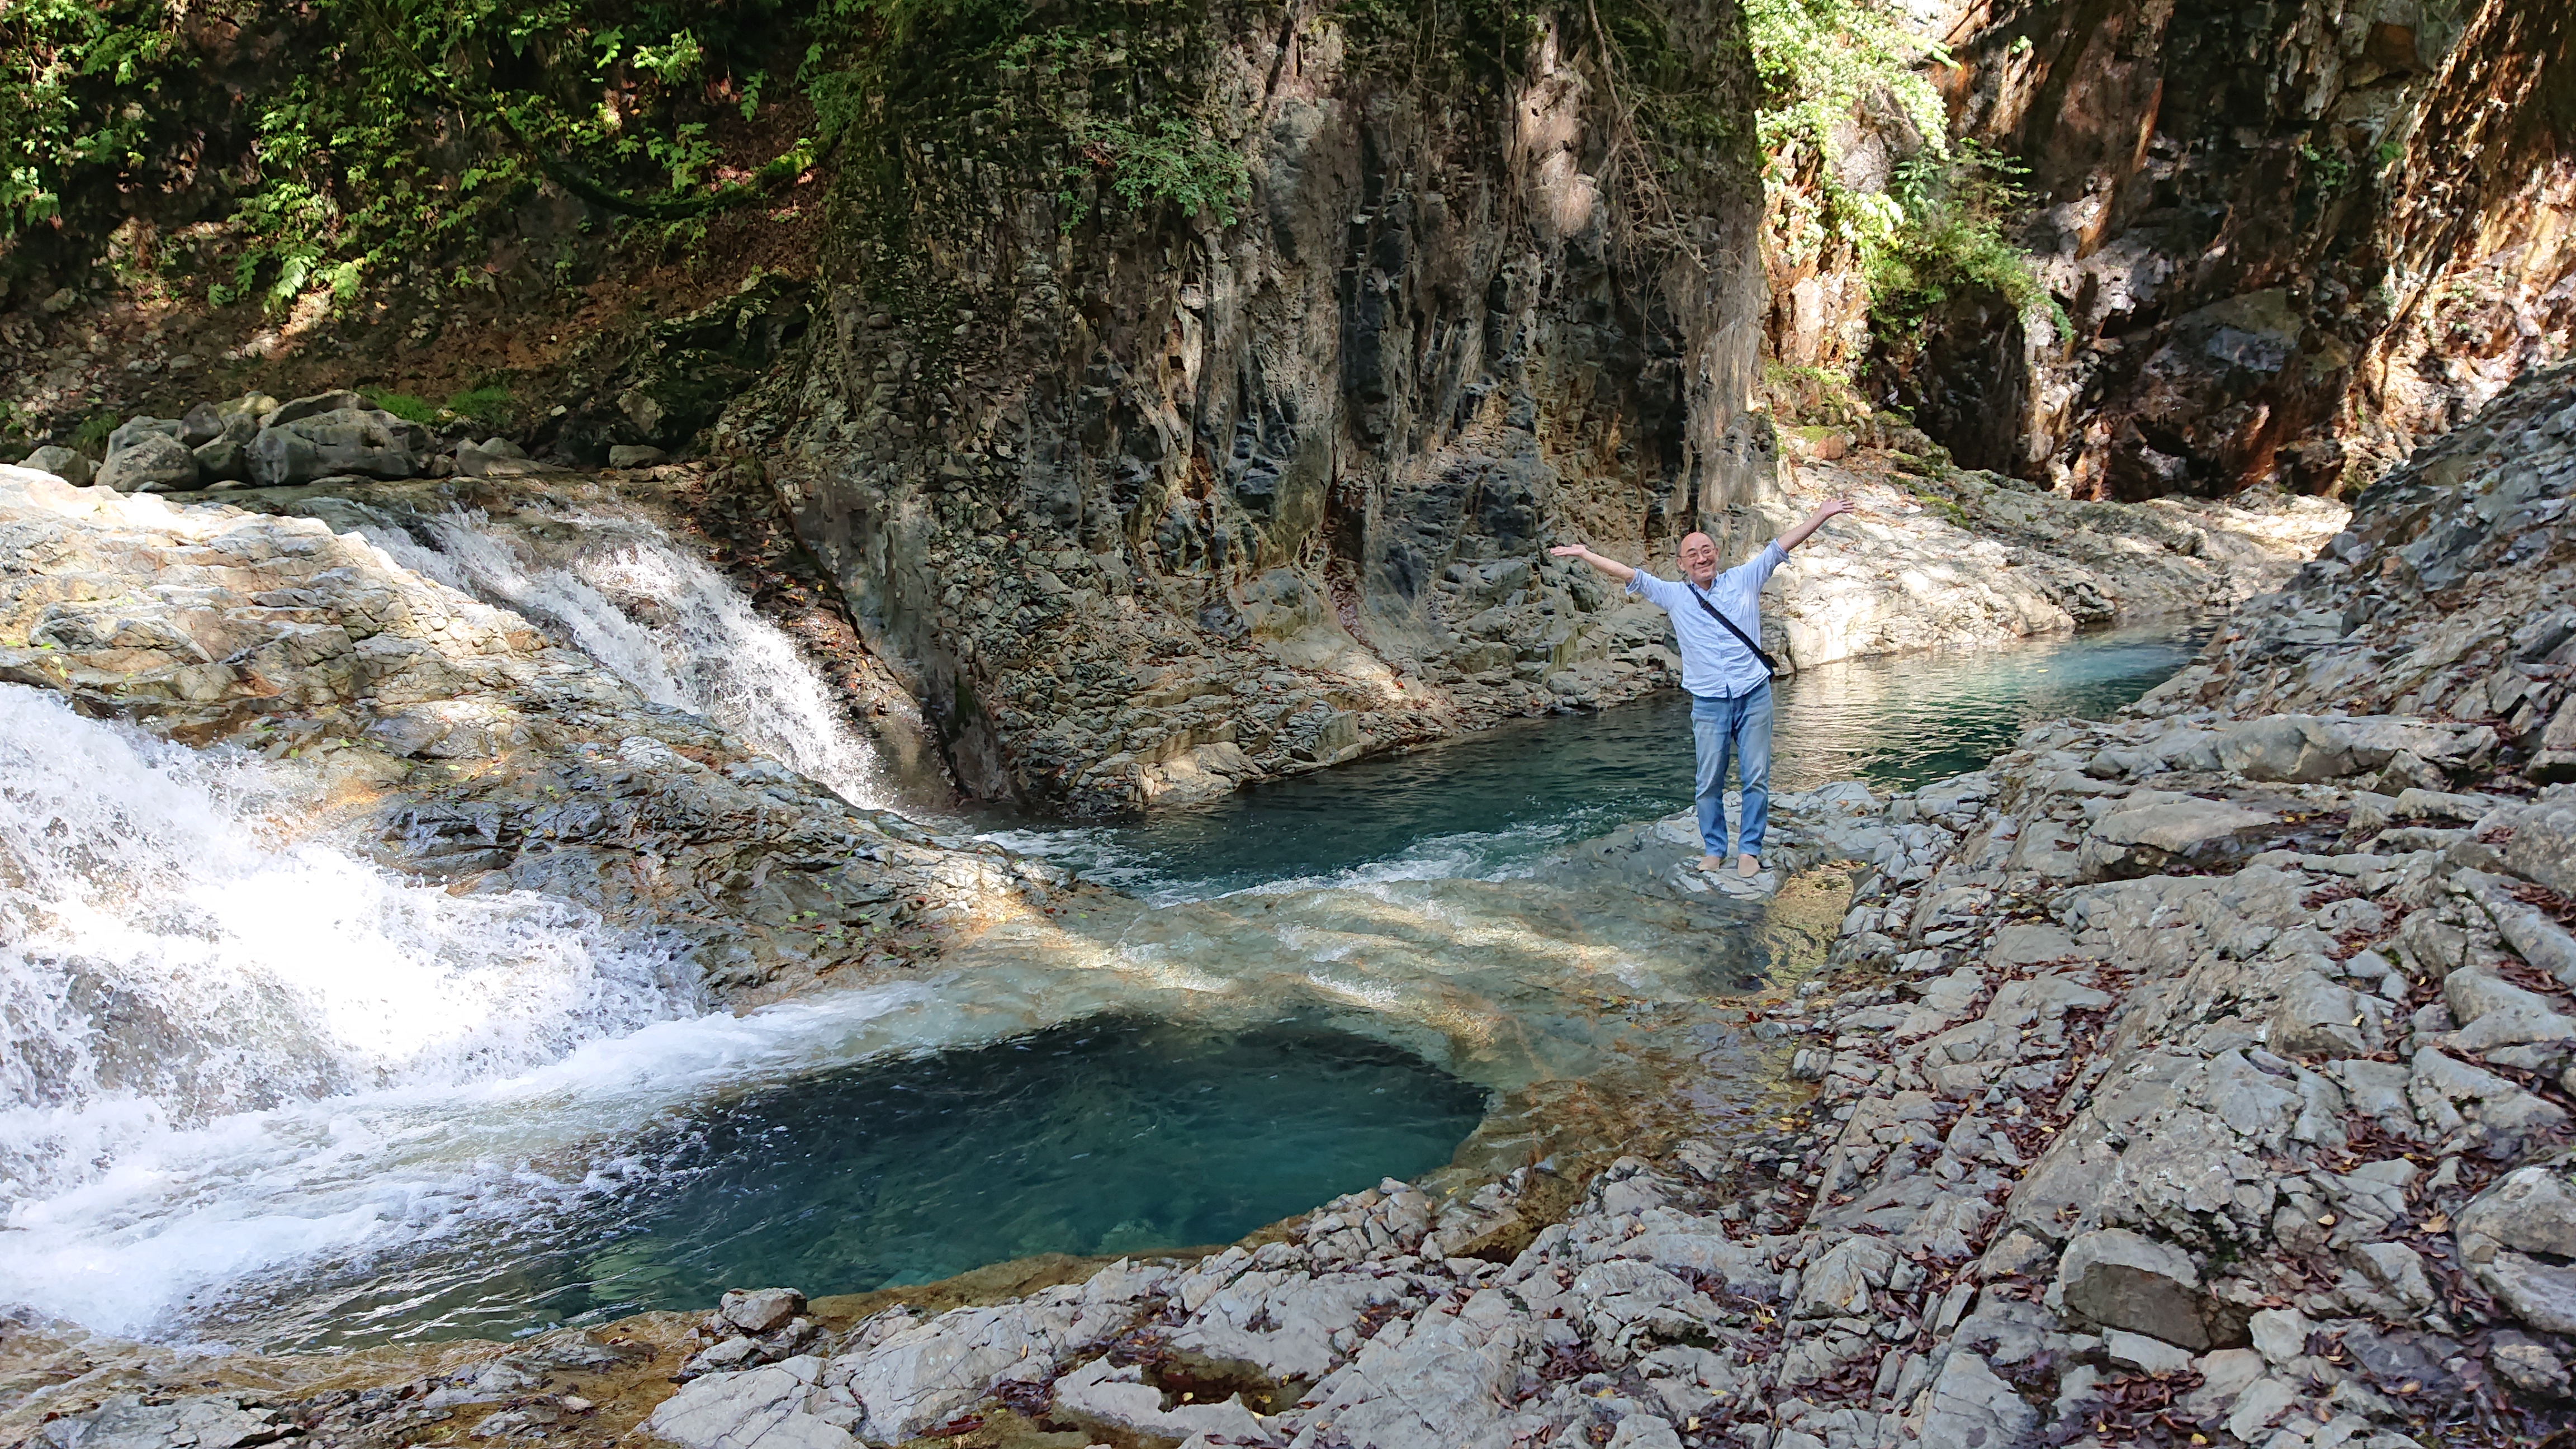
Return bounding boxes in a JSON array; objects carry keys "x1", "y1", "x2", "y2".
[
  {"x1": 1903, "y1": 0, "x2": 2459, "y2": 498},
  {"x1": 2338, "y1": 3, "x2": 2576, "y2": 482},
  {"x1": 541, "y1": 275, "x2": 816, "y2": 464},
  {"x1": 732, "y1": 4, "x2": 1769, "y2": 808},
  {"x1": 1871, "y1": 0, "x2": 2571, "y2": 503},
  {"x1": 2137, "y1": 361, "x2": 2575, "y2": 780}
]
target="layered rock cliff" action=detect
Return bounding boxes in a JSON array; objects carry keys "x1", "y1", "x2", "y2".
[
  {"x1": 714, "y1": 1, "x2": 1778, "y2": 810},
  {"x1": 1871, "y1": 0, "x2": 2575, "y2": 501},
  {"x1": 714, "y1": 0, "x2": 2367, "y2": 812}
]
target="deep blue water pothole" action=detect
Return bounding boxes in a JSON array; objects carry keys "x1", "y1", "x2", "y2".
[{"x1": 221, "y1": 1014, "x2": 1489, "y2": 1350}]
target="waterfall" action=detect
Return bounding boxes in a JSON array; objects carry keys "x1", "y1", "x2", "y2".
[
  {"x1": 0, "y1": 686, "x2": 697, "y2": 1207},
  {"x1": 362, "y1": 510, "x2": 889, "y2": 809}
]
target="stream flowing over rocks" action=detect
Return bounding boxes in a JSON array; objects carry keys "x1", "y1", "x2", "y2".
[
  {"x1": 420, "y1": 375, "x2": 2566, "y2": 1449},
  {"x1": 0, "y1": 465, "x2": 1066, "y2": 1179}
]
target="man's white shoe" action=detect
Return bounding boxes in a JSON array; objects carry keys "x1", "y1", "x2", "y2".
[{"x1": 1698, "y1": 854, "x2": 1726, "y2": 873}]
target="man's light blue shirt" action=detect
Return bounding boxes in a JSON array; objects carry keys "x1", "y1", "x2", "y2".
[{"x1": 1626, "y1": 540, "x2": 1787, "y2": 699}]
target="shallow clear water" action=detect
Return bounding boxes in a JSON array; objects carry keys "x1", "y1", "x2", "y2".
[
  {"x1": 200, "y1": 1015, "x2": 1486, "y2": 1351},
  {"x1": 983, "y1": 623, "x2": 2203, "y2": 901}
]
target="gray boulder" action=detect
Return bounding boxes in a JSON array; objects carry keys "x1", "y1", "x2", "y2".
[
  {"x1": 2216, "y1": 715, "x2": 2360, "y2": 782},
  {"x1": 2535, "y1": 695, "x2": 2576, "y2": 783},
  {"x1": 2503, "y1": 789, "x2": 2576, "y2": 895},
  {"x1": 246, "y1": 407, "x2": 429, "y2": 486},
  {"x1": 21, "y1": 444, "x2": 93, "y2": 486},
  {"x1": 2491, "y1": 1332, "x2": 2574, "y2": 1399},
  {"x1": 96, "y1": 431, "x2": 201, "y2": 493},
  {"x1": 105, "y1": 415, "x2": 182, "y2": 455},
  {"x1": 608, "y1": 444, "x2": 670, "y2": 468},
  {"x1": 2458, "y1": 1154, "x2": 2576, "y2": 1262},
  {"x1": 2052, "y1": 1228, "x2": 2247, "y2": 1350},
  {"x1": 2484, "y1": 1254, "x2": 2576, "y2": 1336},
  {"x1": 720, "y1": 1286, "x2": 808, "y2": 1334},
  {"x1": 1049, "y1": 1355, "x2": 1270, "y2": 1444},
  {"x1": 182, "y1": 394, "x2": 277, "y2": 448},
  {"x1": 262, "y1": 389, "x2": 366, "y2": 428},
  {"x1": 179, "y1": 402, "x2": 222, "y2": 447},
  {"x1": 643, "y1": 1357, "x2": 849, "y2": 1449},
  {"x1": 36, "y1": 1395, "x2": 290, "y2": 1449},
  {"x1": 2217, "y1": 714, "x2": 2497, "y2": 783},
  {"x1": 192, "y1": 437, "x2": 248, "y2": 485},
  {"x1": 454, "y1": 436, "x2": 535, "y2": 477},
  {"x1": 2076, "y1": 798, "x2": 2281, "y2": 879},
  {"x1": 1917, "y1": 1351, "x2": 2037, "y2": 1449}
]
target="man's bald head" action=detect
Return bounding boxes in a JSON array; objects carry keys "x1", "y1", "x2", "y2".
[{"x1": 1677, "y1": 532, "x2": 1720, "y2": 587}]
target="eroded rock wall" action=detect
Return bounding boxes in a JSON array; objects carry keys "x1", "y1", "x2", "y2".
[
  {"x1": 1789, "y1": 0, "x2": 2572, "y2": 506},
  {"x1": 1908, "y1": 0, "x2": 2468, "y2": 498},
  {"x1": 728, "y1": 2, "x2": 1775, "y2": 811},
  {"x1": 2336, "y1": 2, "x2": 2576, "y2": 484}
]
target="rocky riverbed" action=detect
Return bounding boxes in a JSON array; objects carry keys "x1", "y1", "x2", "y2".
[
  {"x1": 579, "y1": 372, "x2": 2567, "y2": 1449},
  {"x1": 18, "y1": 363, "x2": 2570, "y2": 1449},
  {"x1": 7, "y1": 370, "x2": 2556, "y2": 1447}
]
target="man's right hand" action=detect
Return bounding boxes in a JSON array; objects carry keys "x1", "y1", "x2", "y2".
[{"x1": 1548, "y1": 543, "x2": 1637, "y2": 584}]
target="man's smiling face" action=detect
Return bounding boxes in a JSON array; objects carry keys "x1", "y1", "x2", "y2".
[{"x1": 1678, "y1": 532, "x2": 1720, "y2": 588}]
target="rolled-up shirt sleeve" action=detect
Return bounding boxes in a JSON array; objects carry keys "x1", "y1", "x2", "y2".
[
  {"x1": 1625, "y1": 569, "x2": 1685, "y2": 609},
  {"x1": 1746, "y1": 540, "x2": 1788, "y2": 588}
]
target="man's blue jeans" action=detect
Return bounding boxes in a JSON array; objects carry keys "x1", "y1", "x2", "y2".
[{"x1": 1691, "y1": 684, "x2": 1773, "y2": 860}]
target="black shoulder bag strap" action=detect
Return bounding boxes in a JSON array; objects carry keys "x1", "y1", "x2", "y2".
[{"x1": 1686, "y1": 582, "x2": 1779, "y2": 678}]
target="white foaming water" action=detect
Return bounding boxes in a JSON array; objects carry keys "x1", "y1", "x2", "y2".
[
  {"x1": 0, "y1": 686, "x2": 697, "y2": 1211},
  {"x1": 0, "y1": 979, "x2": 981, "y2": 1343},
  {"x1": 363, "y1": 509, "x2": 887, "y2": 808},
  {"x1": 0, "y1": 686, "x2": 1053, "y2": 1347}
]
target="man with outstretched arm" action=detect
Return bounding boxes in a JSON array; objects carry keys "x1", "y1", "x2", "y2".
[{"x1": 1550, "y1": 499, "x2": 1855, "y2": 881}]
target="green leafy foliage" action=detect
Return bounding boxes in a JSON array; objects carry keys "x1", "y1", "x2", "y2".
[
  {"x1": 0, "y1": 0, "x2": 184, "y2": 237},
  {"x1": 1864, "y1": 141, "x2": 2061, "y2": 333},
  {"x1": 2, "y1": 0, "x2": 818, "y2": 310},
  {"x1": 1071, "y1": 110, "x2": 1249, "y2": 225},
  {"x1": 805, "y1": 0, "x2": 1031, "y2": 141},
  {"x1": 69, "y1": 411, "x2": 118, "y2": 454},
  {"x1": 815, "y1": 0, "x2": 1255, "y2": 232},
  {"x1": 1741, "y1": 0, "x2": 1946, "y2": 253},
  {"x1": 2299, "y1": 138, "x2": 2354, "y2": 194},
  {"x1": 446, "y1": 383, "x2": 518, "y2": 422},
  {"x1": 1732, "y1": 0, "x2": 2059, "y2": 334},
  {"x1": 362, "y1": 389, "x2": 441, "y2": 424}
]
